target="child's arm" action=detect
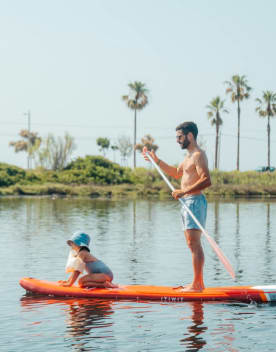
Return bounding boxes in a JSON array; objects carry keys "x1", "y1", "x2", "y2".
[{"x1": 60, "y1": 270, "x2": 81, "y2": 287}]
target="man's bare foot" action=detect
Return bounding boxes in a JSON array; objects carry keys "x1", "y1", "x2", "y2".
[
  {"x1": 174, "y1": 284, "x2": 205, "y2": 292},
  {"x1": 103, "y1": 281, "x2": 119, "y2": 289},
  {"x1": 180, "y1": 284, "x2": 204, "y2": 292},
  {"x1": 173, "y1": 285, "x2": 189, "y2": 290}
]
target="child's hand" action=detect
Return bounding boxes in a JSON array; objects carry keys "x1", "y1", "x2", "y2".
[
  {"x1": 60, "y1": 282, "x2": 72, "y2": 287},
  {"x1": 58, "y1": 271, "x2": 79, "y2": 287},
  {"x1": 57, "y1": 280, "x2": 71, "y2": 287}
]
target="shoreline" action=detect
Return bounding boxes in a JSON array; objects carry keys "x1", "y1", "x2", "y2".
[
  {"x1": 1, "y1": 182, "x2": 276, "y2": 199},
  {"x1": 1, "y1": 160, "x2": 276, "y2": 199}
]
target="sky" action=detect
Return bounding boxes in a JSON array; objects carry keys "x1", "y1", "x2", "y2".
[{"x1": 1, "y1": 0, "x2": 276, "y2": 171}]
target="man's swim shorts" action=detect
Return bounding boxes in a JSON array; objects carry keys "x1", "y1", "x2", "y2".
[{"x1": 180, "y1": 194, "x2": 207, "y2": 231}]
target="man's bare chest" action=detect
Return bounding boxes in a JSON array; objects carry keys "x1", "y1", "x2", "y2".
[{"x1": 182, "y1": 157, "x2": 197, "y2": 176}]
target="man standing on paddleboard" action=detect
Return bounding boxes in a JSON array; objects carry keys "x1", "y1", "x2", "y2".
[{"x1": 143, "y1": 121, "x2": 211, "y2": 292}]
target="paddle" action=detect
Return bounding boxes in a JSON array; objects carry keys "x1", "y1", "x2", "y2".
[{"x1": 146, "y1": 152, "x2": 235, "y2": 280}]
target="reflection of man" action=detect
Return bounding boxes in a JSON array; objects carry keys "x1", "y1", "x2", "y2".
[
  {"x1": 143, "y1": 122, "x2": 211, "y2": 292},
  {"x1": 181, "y1": 302, "x2": 206, "y2": 350}
]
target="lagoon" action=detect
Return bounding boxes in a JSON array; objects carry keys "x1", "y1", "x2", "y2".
[{"x1": 2, "y1": 197, "x2": 276, "y2": 351}]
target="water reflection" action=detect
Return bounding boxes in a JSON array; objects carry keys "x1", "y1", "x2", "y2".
[
  {"x1": 212, "y1": 200, "x2": 223, "y2": 281},
  {"x1": 264, "y1": 203, "x2": 273, "y2": 282},
  {"x1": 234, "y1": 202, "x2": 241, "y2": 279},
  {"x1": 64, "y1": 299, "x2": 114, "y2": 352},
  {"x1": 133, "y1": 199, "x2": 136, "y2": 239},
  {"x1": 128, "y1": 200, "x2": 140, "y2": 283},
  {"x1": 20, "y1": 296, "x2": 114, "y2": 351},
  {"x1": 210, "y1": 321, "x2": 238, "y2": 352},
  {"x1": 180, "y1": 302, "x2": 207, "y2": 351},
  {"x1": 214, "y1": 200, "x2": 219, "y2": 236},
  {"x1": 180, "y1": 301, "x2": 245, "y2": 352}
]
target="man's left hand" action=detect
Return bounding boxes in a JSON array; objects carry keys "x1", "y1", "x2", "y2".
[{"x1": 172, "y1": 189, "x2": 185, "y2": 199}]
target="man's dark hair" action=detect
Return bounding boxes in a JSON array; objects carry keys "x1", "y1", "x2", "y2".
[{"x1": 176, "y1": 121, "x2": 198, "y2": 140}]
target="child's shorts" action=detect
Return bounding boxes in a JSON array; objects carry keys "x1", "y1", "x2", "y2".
[{"x1": 180, "y1": 194, "x2": 207, "y2": 231}]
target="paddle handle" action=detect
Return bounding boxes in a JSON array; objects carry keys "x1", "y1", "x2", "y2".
[{"x1": 146, "y1": 152, "x2": 235, "y2": 279}]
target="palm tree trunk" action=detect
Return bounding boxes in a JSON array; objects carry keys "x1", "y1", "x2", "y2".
[
  {"x1": 134, "y1": 108, "x2": 137, "y2": 168},
  {"x1": 267, "y1": 115, "x2": 271, "y2": 168},
  {"x1": 237, "y1": 100, "x2": 241, "y2": 171},
  {"x1": 215, "y1": 115, "x2": 219, "y2": 169}
]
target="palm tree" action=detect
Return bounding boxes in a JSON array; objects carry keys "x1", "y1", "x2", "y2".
[
  {"x1": 9, "y1": 129, "x2": 41, "y2": 169},
  {"x1": 225, "y1": 75, "x2": 251, "y2": 170},
  {"x1": 256, "y1": 91, "x2": 276, "y2": 169},
  {"x1": 122, "y1": 81, "x2": 149, "y2": 168},
  {"x1": 135, "y1": 134, "x2": 159, "y2": 153},
  {"x1": 206, "y1": 96, "x2": 228, "y2": 169}
]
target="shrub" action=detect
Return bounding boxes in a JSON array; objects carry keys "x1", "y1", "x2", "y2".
[
  {"x1": 0, "y1": 163, "x2": 26, "y2": 186},
  {"x1": 64, "y1": 155, "x2": 133, "y2": 184}
]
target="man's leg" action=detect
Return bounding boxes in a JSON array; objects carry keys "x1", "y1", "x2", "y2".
[{"x1": 183, "y1": 229, "x2": 205, "y2": 291}]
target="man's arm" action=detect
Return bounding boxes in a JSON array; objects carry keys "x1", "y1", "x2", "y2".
[
  {"x1": 142, "y1": 146, "x2": 182, "y2": 179},
  {"x1": 172, "y1": 152, "x2": 211, "y2": 198},
  {"x1": 156, "y1": 159, "x2": 183, "y2": 179}
]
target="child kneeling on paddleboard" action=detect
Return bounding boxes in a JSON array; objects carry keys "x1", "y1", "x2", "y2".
[{"x1": 59, "y1": 231, "x2": 118, "y2": 288}]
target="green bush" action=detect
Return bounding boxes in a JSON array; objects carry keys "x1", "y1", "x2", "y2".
[
  {"x1": 129, "y1": 167, "x2": 157, "y2": 185},
  {"x1": 210, "y1": 170, "x2": 276, "y2": 186},
  {"x1": 64, "y1": 155, "x2": 133, "y2": 184},
  {"x1": 1, "y1": 158, "x2": 276, "y2": 198},
  {"x1": 23, "y1": 171, "x2": 43, "y2": 184},
  {"x1": 0, "y1": 163, "x2": 26, "y2": 186}
]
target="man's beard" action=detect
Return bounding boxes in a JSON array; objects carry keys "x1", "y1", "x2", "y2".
[{"x1": 180, "y1": 139, "x2": 190, "y2": 149}]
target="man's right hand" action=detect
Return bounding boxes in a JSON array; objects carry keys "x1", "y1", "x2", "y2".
[{"x1": 142, "y1": 146, "x2": 159, "y2": 163}]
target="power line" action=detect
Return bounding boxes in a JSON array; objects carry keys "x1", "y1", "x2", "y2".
[
  {"x1": 0, "y1": 120, "x2": 131, "y2": 129},
  {"x1": 221, "y1": 133, "x2": 276, "y2": 142},
  {"x1": 1, "y1": 129, "x2": 276, "y2": 143},
  {"x1": 0, "y1": 120, "x2": 216, "y2": 132}
]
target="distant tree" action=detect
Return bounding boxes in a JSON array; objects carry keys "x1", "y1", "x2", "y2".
[
  {"x1": 122, "y1": 81, "x2": 149, "y2": 168},
  {"x1": 256, "y1": 91, "x2": 276, "y2": 168},
  {"x1": 111, "y1": 144, "x2": 119, "y2": 162},
  {"x1": 206, "y1": 96, "x2": 228, "y2": 169},
  {"x1": 96, "y1": 137, "x2": 110, "y2": 156},
  {"x1": 9, "y1": 129, "x2": 41, "y2": 169},
  {"x1": 135, "y1": 134, "x2": 159, "y2": 153},
  {"x1": 117, "y1": 135, "x2": 132, "y2": 166},
  {"x1": 225, "y1": 74, "x2": 251, "y2": 170},
  {"x1": 35, "y1": 132, "x2": 76, "y2": 170}
]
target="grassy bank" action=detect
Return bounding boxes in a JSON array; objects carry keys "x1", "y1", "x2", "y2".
[{"x1": 0, "y1": 157, "x2": 276, "y2": 198}]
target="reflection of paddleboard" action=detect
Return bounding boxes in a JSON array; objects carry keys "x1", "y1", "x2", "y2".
[{"x1": 20, "y1": 277, "x2": 276, "y2": 303}]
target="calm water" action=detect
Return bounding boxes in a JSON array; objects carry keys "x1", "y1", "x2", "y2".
[{"x1": 2, "y1": 197, "x2": 276, "y2": 351}]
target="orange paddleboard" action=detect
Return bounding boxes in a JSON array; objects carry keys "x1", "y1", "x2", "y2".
[{"x1": 20, "y1": 277, "x2": 276, "y2": 303}]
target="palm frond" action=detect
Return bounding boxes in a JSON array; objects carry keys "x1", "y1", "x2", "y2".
[
  {"x1": 256, "y1": 90, "x2": 276, "y2": 118},
  {"x1": 206, "y1": 95, "x2": 227, "y2": 127},
  {"x1": 122, "y1": 95, "x2": 129, "y2": 101}
]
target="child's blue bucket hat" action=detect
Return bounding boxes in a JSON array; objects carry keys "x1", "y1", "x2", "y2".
[{"x1": 67, "y1": 231, "x2": 91, "y2": 247}]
